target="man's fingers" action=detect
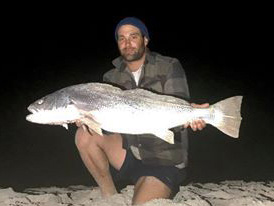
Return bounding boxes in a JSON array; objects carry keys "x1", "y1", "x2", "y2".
[
  {"x1": 81, "y1": 124, "x2": 96, "y2": 136},
  {"x1": 76, "y1": 121, "x2": 89, "y2": 133},
  {"x1": 82, "y1": 124, "x2": 87, "y2": 132},
  {"x1": 75, "y1": 120, "x2": 82, "y2": 127},
  {"x1": 190, "y1": 122, "x2": 197, "y2": 131},
  {"x1": 184, "y1": 103, "x2": 210, "y2": 131},
  {"x1": 197, "y1": 120, "x2": 206, "y2": 130},
  {"x1": 191, "y1": 103, "x2": 210, "y2": 108},
  {"x1": 189, "y1": 119, "x2": 206, "y2": 131},
  {"x1": 183, "y1": 122, "x2": 190, "y2": 129}
]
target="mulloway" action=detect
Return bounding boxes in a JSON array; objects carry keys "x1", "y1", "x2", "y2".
[{"x1": 26, "y1": 83, "x2": 243, "y2": 144}]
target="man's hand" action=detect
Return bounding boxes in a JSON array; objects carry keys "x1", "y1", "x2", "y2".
[{"x1": 183, "y1": 103, "x2": 210, "y2": 131}]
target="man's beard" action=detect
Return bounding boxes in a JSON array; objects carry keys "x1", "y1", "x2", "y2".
[{"x1": 120, "y1": 45, "x2": 146, "y2": 62}]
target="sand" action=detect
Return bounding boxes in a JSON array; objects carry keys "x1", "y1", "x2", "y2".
[{"x1": 1, "y1": 181, "x2": 274, "y2": 206}]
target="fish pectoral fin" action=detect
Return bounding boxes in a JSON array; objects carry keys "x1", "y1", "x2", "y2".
[
  {"x1": 153, "y1": 129, "x2": 174, "y2": 144},
  {"x1": 80, "y1": 117, "x2": 103, "y2": 136}
]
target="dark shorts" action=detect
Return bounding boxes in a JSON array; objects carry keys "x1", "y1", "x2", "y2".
[{"x1": 110, "y1": 149, "x2": 187, "y2": 197}]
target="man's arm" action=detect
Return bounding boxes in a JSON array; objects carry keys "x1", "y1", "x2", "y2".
[{"x1": 164, "y1": 58, "x2": 208, "y2": 131}]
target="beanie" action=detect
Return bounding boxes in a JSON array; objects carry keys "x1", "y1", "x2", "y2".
[{"x1": 115, "y1": 17, "x2": 150, "y2": 41}]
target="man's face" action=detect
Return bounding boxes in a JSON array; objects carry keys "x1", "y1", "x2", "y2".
[{"x1": 117, "y1": 24, "x2": 148, "y2": 62}]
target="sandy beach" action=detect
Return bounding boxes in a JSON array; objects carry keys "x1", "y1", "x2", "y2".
[
  {"x1": 1, "y1": 181, "x2": 274, "y2": 206},
  {"x1": 2, "y1": 7, "x2": 274, "y2": 206}
]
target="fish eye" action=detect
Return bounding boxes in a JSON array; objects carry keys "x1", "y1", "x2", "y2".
[{"x1": 37, "y1": 99, "x2": 44, "y2": 105}]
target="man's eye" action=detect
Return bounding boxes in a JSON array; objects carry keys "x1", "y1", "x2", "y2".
[
  {"x1": 131, "y1": 35, "x2": 138, "y2": 40},
  {"x1": 118, "y1": 37, "x2": 125, "y2": 42}
]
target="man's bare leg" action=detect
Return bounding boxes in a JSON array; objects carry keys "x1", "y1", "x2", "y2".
[
  {"x1": 132, "y1": 176, "x2": 171, "y2": 205},
  {"x1": 75, "y1": 127, "x2": 126, "y2": 197}
]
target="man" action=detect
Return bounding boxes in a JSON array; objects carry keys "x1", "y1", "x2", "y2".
[{"x1": 75, "y1": 17, "x2": 208, "y2": 205}]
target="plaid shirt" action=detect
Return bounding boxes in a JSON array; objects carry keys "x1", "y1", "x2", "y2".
[{"x1": 103, "y1": 50, "x2": 190, "y2": 167}]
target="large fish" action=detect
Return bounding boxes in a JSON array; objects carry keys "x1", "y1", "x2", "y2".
[{"x1": 26, "y1": 83, "x2": 243, "y2": 144}]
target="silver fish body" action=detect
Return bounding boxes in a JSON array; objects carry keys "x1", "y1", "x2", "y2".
[{"x1": 26, "y1": 83, "x2": 243, "y2": 143}]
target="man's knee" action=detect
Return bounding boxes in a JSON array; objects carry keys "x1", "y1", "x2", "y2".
[
  {"x1": 75, "y1": 127, "x2": 106, "y2": 149},
  {"x1": 75, "y1": 127, "x2": 94, "y2": 149},
  {"x1": 133, "y1": 176, "x2": 171, "y2": 204}
]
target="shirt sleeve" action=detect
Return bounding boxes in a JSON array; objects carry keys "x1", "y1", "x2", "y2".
[
  {"x1": 102, "y1": 70, "x2": 112, "y2": 83},
  {"x1": 164, "y1": 58, "x2": 190, "y2": 100},
  {"x1": 164, "y1": 58, "x2": 190, "y2": 133}
]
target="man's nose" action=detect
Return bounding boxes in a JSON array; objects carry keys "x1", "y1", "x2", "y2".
[{"x1": 125, "y1": 38, "x2": 132, "y2": 46}]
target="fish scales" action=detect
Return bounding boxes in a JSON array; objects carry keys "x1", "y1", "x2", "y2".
[{"x1": 26, "y1": 83, "x2": 243, "y2": 144}]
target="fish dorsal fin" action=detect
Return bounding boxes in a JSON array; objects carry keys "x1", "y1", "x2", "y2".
[{"x1": 123, "y1": 88, "x2": 189, "y2": 106}]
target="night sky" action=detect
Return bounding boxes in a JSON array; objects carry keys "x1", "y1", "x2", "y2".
[{"x1": 1, "y1": 5, "x2": 273, "y2": 191}]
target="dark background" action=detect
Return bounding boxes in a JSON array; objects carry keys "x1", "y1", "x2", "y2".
[{"x1": 1, "y1": 4, "x2": 273, "y2": 191}]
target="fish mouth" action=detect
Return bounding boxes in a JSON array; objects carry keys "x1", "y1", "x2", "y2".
[
  {"x1": 26, "y1": 106, "x2": 39, "y2": 122},
  {"x1": 27, "y1": 105, "x2": 41, "y2": 114},
  {"x1": 26, "y1": 104, "x2": 80, "y2": 124},
  {"x1": 28, "y1": 106, "x2": 36, "y2": 113},
  {"x1": 26, "y1": 114, "x2": 33, "y2": 122},
  {"x1": 26, "y1": 111, "x2": 35, "y2": 122}
]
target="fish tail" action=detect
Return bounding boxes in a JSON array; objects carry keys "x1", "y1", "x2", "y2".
[{"x1": 210, "y1": 96, "x2": 243, "y2": 138}]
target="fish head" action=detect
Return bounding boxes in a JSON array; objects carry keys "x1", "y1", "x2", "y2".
[{"x1": 26, "y1": 89, "x2": 80, "y2": 125}]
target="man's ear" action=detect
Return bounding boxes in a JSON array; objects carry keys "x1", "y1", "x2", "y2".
[{"x1": 144, "y1": 37, "x2": 149, "y2": 46}]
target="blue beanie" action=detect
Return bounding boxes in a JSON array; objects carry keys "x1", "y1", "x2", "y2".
[{"x1": 115, "y1": 17, "x2": 150, "y2": 41}]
